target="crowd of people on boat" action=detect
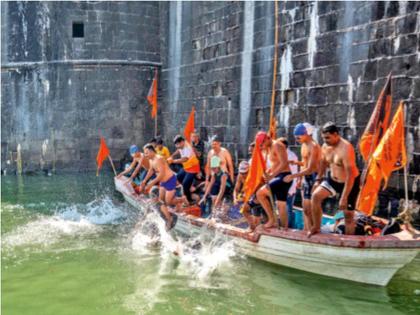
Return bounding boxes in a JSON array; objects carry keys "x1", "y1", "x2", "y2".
[{"x1": 116, "y1": 122, "x2": 384, "y2": 236}]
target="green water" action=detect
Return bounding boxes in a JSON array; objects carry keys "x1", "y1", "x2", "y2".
[{"x1": 2, "y1": 174, "x2": 420, "y2": 315}]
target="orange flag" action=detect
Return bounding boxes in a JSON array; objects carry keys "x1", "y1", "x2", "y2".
[
  {"x1": 147, "y1": 69, "x2": 158, "y2": 119},
  {"x1": 242, "y1": 139, "x2": 267, "y2": 203},
  {"x1": 357, "y1": 102, "x2": 407, "y2": 215},
  {"x1": 96, "y1": 137, "x2": 110, "y2": 175},
  {"x1": 356, "y1": 161, "x2": 382, "y2": 215},
  {"x1": 372, "y1": 102, "x2": 407, "y2": 187},
  {"x1": 359, "y1": 74, "x2": 392, "y2": 162},
  {"x1": 184, "y1": 106, "x2": 195, "y2": 143}
]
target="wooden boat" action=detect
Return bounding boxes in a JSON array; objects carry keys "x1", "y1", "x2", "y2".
[{"x1": 115, "y1": 178, "x2": 420, "y2": 286}]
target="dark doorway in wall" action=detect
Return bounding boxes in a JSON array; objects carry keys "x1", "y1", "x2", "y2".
[{"x1": 72, "y1": 22, "x2": 84, "y2": 38}]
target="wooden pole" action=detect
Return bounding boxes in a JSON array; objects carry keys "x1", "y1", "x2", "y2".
[
  {"x1": 402, "y1": 102, "x2": 409, "y2": 211},
  {"x1": 154, "y1": 113, "x2": 158, "y2": 138},
  {"x1": 108, "y1": 155, "x2": 117, "y2": 176}
]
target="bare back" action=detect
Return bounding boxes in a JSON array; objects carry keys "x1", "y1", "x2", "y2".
[{"x1": 150, "y1": 155, "x2": 174, "y2": 183}]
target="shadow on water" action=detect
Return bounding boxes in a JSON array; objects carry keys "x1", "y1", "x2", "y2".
[{"x1": 1, "y1": 173, "x2": 419, "y2": 315}]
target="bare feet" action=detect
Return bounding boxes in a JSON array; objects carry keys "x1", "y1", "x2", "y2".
[
  {"x1": 165, "y1": 216, "x2": 173, "y2": 231},
  {"x1": 263, "y1": 221, "x2": 275, "y2": 229},
  {"x1": 307, "y1": 228, "x2": 320, "y2": 238}
]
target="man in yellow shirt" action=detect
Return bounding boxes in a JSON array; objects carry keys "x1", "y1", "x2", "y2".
[{"x1": 156, "y1": 137, "x2": 171, "y2": 159}]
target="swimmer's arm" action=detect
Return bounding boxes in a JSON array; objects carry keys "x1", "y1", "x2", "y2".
[
  {"x1": 289, "y1": 160, "x2": 304, "y2": 166},
  {"x1": 172, "y1": 156, "x2": 189, "y2": 164},
  {"x1": 129, "y1": 157, "x2": 144, "y2": 180},
  {"x1": 146, "y1": 160, "x2": 165, "y2": 188},
  {"x1": 315, "y1": 146, "x2": 328, "y2": 181},
  {"x1": 216, "y1": 175, "x2": 227, "y2": 206},
  {"x1": 117, "y1": 160, "x2": 136, "y2": 177},
  {"x1": 201, "y1": 176, "x2": 215, "y2": 202},
  {"x1": 226, "y1": 151, "x2": 235, "y2": 182},
  {"x1": 141, "y1": 167, "x2": 155, "y2": 187},
  {"x1": 205, "y1": 155, "x2": 211, "y2": 182},
  {"x1": 233, "y1": 175, "x2": 243, "y2": 201},
  {"x1": 339, "y1": 146, "x2": 357, "y2": 208},
  {"x1": 169, "y1": 149, "x2": 180, "y2": 159}
]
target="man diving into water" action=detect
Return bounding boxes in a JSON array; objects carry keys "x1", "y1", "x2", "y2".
[
  {"x1": 310, "y1": 122, "x2": 360, "y2": 236},
  {"x1": 140, "y1": 143, "x2": 178, "y2": 230}
]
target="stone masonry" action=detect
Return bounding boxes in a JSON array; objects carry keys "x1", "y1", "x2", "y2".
[{"x1": 1, "y1": 1, "x2": 419, "y2": 202}]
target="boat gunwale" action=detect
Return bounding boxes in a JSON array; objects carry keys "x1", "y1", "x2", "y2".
[{"x1": 116, "y1": 183, "x2": 420, "y2": 250}]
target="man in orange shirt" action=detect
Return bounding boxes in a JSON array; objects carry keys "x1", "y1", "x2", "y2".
[{"x1": 168, "y1": 135, "x2": 201, "y2": 204}]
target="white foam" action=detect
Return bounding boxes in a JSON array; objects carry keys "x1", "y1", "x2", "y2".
[
  {"x1": 2, "y1": 197, "x2": 126, "y2": 250},
  {"x1": 2, "y1": 215, "x2": 97, "y2": 249}
]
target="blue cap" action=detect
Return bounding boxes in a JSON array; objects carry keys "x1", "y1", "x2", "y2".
[
  {"x1": 294, "y1": 123, "x2": 308, "y2": 136},
  {"x1": 129, "y1": 145, "x2": 139, "y2": 155}
]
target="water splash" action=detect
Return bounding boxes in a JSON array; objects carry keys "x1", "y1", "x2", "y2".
[
  {"x1": 2, "y1": 197, "x2": 126, "y2": 251},
  {"x1": 130, "y1": 208, "x2": 237, "y2": 281}
]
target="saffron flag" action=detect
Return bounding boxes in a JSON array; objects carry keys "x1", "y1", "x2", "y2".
[
  {"x1": 184, "y1": 106, "x2": 195, "y2": 143},
  {"x1": 359, "y1": 74, "x2": 392, "y2": 162},
  {"x1": 356, "y1": 161, "x2": 382, "y2": 215},
  {"x1": 96, "y1": 137, "x2": 110, "y2": 173},
  {"x1": 372, "y1": 102, "x2": 407, "y2": 188},
  {"x1": 242, "y1": 138, "x2": 267, "y2": 203},
  {"x1": 357, "y1": 102, "x2": 407, "y2": 215},
  {"x1": 147, "y1": 69, "x2": 158, "y2": 119}
]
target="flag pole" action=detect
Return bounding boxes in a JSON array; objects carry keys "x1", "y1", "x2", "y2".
[
  {"x1": 108, "y1": 155, "x2": 117, "y2": 176},
  {"x1": 402, "y1": 102, "x2": 409, "y2": 211},
  {"x1": 154, "y1": 113, "x2": 157, "y2": 137}
]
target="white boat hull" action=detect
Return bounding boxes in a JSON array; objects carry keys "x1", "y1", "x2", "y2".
[{"x1": 116, "y1": 179, "x2": 420, "y2": 286}]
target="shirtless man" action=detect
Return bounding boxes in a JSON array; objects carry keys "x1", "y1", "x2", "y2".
[
  {"x1": 206, "y1": 136, "x2": 235, "y2": 183},
  {"x1": 284, "y1": 123, "x2": 321, "y2": 231},
  {"x1": 140, "y1": 144, "x2": 178, "y2": 229},
  {"x1": 116, "y1": 145, "x2": 150, "y2": 184},
  {"x1": 255, "y1": 132, "x2": 292, "y2": 229},
  {"x1": 310, "y1": 122, "x2": 360, "y2": 236}
]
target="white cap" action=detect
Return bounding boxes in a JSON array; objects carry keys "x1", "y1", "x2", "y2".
[{"x1": 303, "y1": 123, "x2": 314, "y2": 136}]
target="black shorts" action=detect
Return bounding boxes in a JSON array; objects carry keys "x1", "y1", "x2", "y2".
[
  {"x1": 268, "y1": 172, "x2": 292, "y2": 202},
  {"x1": 303, "y1": 173, "x2": 317, "y2": 200},
  {"x1": 320, "y1": 174, "x2": 360, "y2": 210}
]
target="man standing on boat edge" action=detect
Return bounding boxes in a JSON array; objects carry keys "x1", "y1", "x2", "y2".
[
  {"x1": 255, "y1": 132, "x2": 292, "y2": 229},
  {"x1": 283, "y1": 123, "x2": 321, "y2": 232},
  {"x1": 310, "y1": 122, "x2": 360, "y2": 236}
]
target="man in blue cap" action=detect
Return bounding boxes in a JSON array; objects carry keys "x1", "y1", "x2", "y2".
[{"x1": 284, "y1": 123, "x2": 321, "y2": 232}]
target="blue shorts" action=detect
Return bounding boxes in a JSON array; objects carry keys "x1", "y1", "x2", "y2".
[
  {"x1": 160, "y1": 174, "x2": 177, "y2": 191},
  {"x1": 268, "y1": 172, "x2": 292, "y2": 202},
  {"x1": 303, "y1": 173, "x2": 317, "y2": 200}
]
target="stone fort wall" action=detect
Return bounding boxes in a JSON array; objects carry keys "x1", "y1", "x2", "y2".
[{"x1": 1, "y1": 1, "x2": 419, "y2": 198}]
